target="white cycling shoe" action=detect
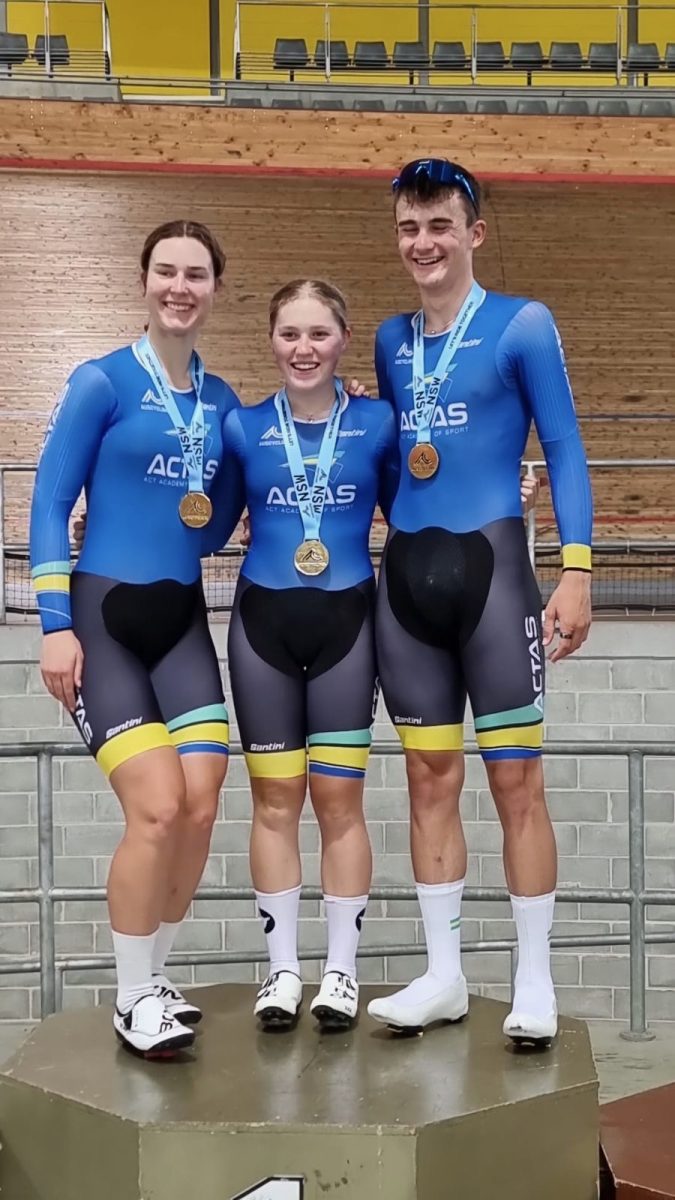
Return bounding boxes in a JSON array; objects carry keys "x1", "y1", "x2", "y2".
[
  {"x1": 503, "y1": 1002, "x2": 558, "y2": 1047},
  {"x1": 113, "y1": 994, "x2": 195, "y2": 1059},
  {"x1": 367, "y1": 975, "x2": 469, "y2": 1033},
  {"x1": 254, "y1": 971, "x2": 303, "y2": 1029},
  {"x1": 310, "y1": 971, "x2": 359, "y2": 1029},
  {"x1": 153, "y1": 974, "x2": 203, "y2": 1025}
]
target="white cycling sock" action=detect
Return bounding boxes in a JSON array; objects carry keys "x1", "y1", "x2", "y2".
[
  {"x1": 510, "y1": 890, "x2": 556, "y2": 1018},
  {"x1": 324, "y1": 894, "x2": 368, "y2": 978},
  {"x1": 379, "y1": 879, "x2": 465, "y2": 1010},
  {"x1": 151, "y1": 920, "x2": 182, "y2": 976},
  {"x1": 113, "y1": 929, "x2": 158, "y2": 1013},
  {"x1": 255, "y1": 884, "x2": 301, "y2": 975}
]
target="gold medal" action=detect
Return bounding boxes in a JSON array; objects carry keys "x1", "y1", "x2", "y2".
[
  {"x1": 294, "y1": 540, "x2": 330, "y2": 576},
  {"x1": 179, "y1": 491, "x2": 213, "y2": 529},
  {"x1": 408, "y1": 443, "x2": 440, "y2": 480}
]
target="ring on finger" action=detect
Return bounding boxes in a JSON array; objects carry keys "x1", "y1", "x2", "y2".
[{"x1": 558, "y1": 631, "x2": 573, "y2": 640}]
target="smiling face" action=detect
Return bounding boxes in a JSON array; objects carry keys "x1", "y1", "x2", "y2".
[
  {"x1": 395, "y1": 191, "x2": 486, "y2": 293},
  {"x1": 270, "y1": 290, "x2": 350, "y2": 398},
  {"x1": 143, "y1": 236, "x2": 217, "y2": 337}
]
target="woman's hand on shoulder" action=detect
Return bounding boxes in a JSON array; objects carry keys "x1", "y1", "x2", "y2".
[
  {"x1": 344, "y1": 377, "x2": 371, "y2": 398},
  {"x1": 40, "y1": 630, "x2": 84, "y2": 712}
]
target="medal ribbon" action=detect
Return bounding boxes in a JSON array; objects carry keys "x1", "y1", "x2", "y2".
[
  {"x1": 274, "y1": 380, "x2": 344, "y2": 543},
  {"x1": 411, "y1": 280, "x2": 486, "y2": 446},
  {"x1": 135, "y1": 334, "x2": 206, "y2": 495}
]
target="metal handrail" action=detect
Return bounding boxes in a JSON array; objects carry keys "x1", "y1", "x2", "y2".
[
  {"x1": 3, "y1": 457, "x2": 673, "y2": 620},
  {"x1": 0, "y1": 739, "x2": 673, "y2": 1040}
]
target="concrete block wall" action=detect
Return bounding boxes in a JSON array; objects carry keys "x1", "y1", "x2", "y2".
[{"x1": 1, "y1": 620, "x2": 674, "y2": 1023}]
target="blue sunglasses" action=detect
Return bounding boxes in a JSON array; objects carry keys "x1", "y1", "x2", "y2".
[{"x1": 392, "y1": 158, "x2": 478, "y2": 212}]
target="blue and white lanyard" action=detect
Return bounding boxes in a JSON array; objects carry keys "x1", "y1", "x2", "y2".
[
  {"x1": 136, "y1": 334, "x2": 206, "y2": 494},
  {"x1": 411, "y1": 280, "x2": 486, "y2": 444},
  {"x1": 274, "y1": 380, "x2": 344, "y2": 542}
]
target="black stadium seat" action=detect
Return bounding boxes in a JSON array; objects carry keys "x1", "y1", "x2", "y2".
[
  {"x1": 515, "y1": 98, "x2": 548, "y2": 114},
  {"x1": 665, "y1": 43, "x2": 675, "y2": 69},
  {"x1": 475, "y1": 98, "x2": 508, "y2": 113},
  {"x1": 476, "y1": 41, "x2": 506, "y2": 69},
  {"x1": 273, "y1": 38, "x2": 308, "y2": 78},
  {"x1": 311, "y1": 98, "x2": 345, "y2": 110},
  {"x1": 34, "y1": 33, "x2": 70, "y2": 67},
  {"x1": 588, "y1": 42, "x2": 618, "y2": 71},
  {"x1": 639, "y1": 99, "x2": 673, "y2": 116},
  {"x1": 556, "y1": 98, "x2": 590, "y2": 115},
  {"x1": 549, "y1": 41, "x2": 583, "y2": 70},
  {"x1": 271, "y1": 97, "x2": 304, "y2": 108},
  {"x1": 230, "y1": 96, "x2": 262, "y2": 107},
  {"x1": 597, "y1": 98, "x2": 630, "y2": 116},
  {"x1": 353, "y1": 41, "x2": 389, "y2": 69},
  {"x1": 393, "y1": 41, "x2": 428, "y2": 69},
  {"x1": 394, "y1": 98, "x2": 428, "y2": 112},
  {"x1": 0, "y1": 32, "x2": 29, "y2": 68},
  {"x1": 314, "y1": 40, "x2": 349, "y2": 70},
  {"x1": 510, "y1": 41, "x2": 544, "y2": 69},
  {"x1": 435, "y1": 98, "x2": 469, "y2": 112},
  {"x1": 431, "y1": 41, "x2": 467, "y2": 69},
  {"x1": 627, "y1": 41, "x2": 661, "y2": 81}
]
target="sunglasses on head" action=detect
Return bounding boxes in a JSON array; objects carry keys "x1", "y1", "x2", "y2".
[{"x1": 391, "y1": 158, "x2": 478, "y2": 211}]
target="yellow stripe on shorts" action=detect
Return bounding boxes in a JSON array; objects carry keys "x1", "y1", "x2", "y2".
[
  {"x1": 245, "y1": 748, "x2": 307, "y2": 779},
  {"x1": 476, "y1": 723, "x2": 543, "y2": 751},
  {"x1": 96, "y1": 722, "x2": 172, "y2": 777},
  {"x1": 170, "y1": 721, "x2": 230, "y2": 748},
  {"x1": 307, "y1": 744, "x2": 370, "y2": 771},
  {"x1": 395, "y1": 723, "x2": 464, "y2": 752}
]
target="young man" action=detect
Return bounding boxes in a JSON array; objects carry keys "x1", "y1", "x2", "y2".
[{"x1": 368, "y1": 159, "x2": 593, "y2": 1046}]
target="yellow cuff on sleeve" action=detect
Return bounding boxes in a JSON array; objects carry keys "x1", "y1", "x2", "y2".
[{"x1": 562, "y1": 543, "x2": 592, "y2": 572}]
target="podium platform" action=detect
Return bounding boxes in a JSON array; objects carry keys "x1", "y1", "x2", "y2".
[
  {"x1": 601, "y1": 1082, "x2": 675, "y2": 1199},
  {"x1": 0, "y1": 984, "x2": 598, "y2": 1200}
]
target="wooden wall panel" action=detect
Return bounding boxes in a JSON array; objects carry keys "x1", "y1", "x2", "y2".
[
  {"x1": 1, "y1": 98, "x2": 675, "y2": 178},
  {"x1": 1, "y1": 169, "x2": 673, "y2": 542}
]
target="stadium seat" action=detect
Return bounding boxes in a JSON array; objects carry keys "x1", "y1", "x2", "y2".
[
  {"x1": 435, "y1": 99, "x2": 469, "y2": 112},
  {"x1": 639, "y1": 99, "x2": 673, "y2": 116},
  {"x1": 353, "y1": 41, "x2": 389, "y2": 69},
  {"x1": 394, "y1": 98, "x2": 428, "y2": 112},
  {"x1": 34, "y1": 34, "x2": 70, "y2": 68},
  {"x1": 353, "y1": 97, "x2": 386, "y2": 110},
  {"x1": 476, "y1": 41, "x2": 506, "y2": 70},
  {"x1": 555, "y1": 98, "x2": 590, "y2": 115},
  {"x1": 627, "y1": 41, "x2": 661, "y2": 81},
  {"x1": 311, "y1": 98, "x2": 345, "y2": 110},
  {"x1": 314, "y1": 40, "x2": 349, "y2": 70},
  {"x1": 549, "y1": 41, "x2": 584, "y2": 70},
  {"x1": 510, "y1": 41, "x2": 544, "y2": 70},
  {"x1": 273, "y1": 39, "x2": 308, "y2": 80},
  {"x1": 666, "y1": 43, "x2": 675, "y2": 69},
  {"x1": 0, "y1": 32, "x2": 29, "y2": 68},
  {"x1": 271, "y1": 98, "x2": 304, "y2": 108},
  {"x1": 515, "y1": 98, "x2": 548, "y2": 114},
  {"x1": 588, "y1": 42, "x2": 618, "y2": 71},
  {"x1": 597, "y1": 99, "x2": 630, "y2": 116},
  {"x1": 431, "y1": 41, "x2": 467, "y2": 69},
  {"x1": 230, "y1": 96, "x2": 263, "y2": 107},
  {"x1": 475, "y1": 98, "x2": 508, "y2": 113},
  {"x1": 393, "y1": 41, "x2": 429, "y2": 74}
]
